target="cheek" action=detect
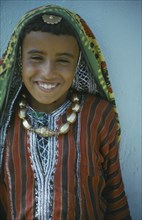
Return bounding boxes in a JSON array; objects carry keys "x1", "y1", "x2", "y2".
[
  {"x1": 22, "y1": 62, "x2": 36, "y2": 79},
  {"x1": 64, "y1": 64, "x2": 77, "y2": 79},
  {"x1": 69, "y1": 66, "x2": 76, "y2": 80},
  {"x1": 22, "y1": 57, "x2": 36, "y2": 71},
  {"x1": 22, "y1": 69, "x2": 29, "y2": 82},
  {"x1": 62, "y1": 70, "x2": 75, "y2": 83}
]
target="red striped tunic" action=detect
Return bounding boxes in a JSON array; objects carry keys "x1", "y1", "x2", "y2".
[{"x1": 0, "y1": 95, "x2": 131, "y2": 219}]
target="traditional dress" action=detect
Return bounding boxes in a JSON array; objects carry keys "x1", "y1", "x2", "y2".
[{"x1": 0, "y1": 5, "x2": 131, "y2": 220}]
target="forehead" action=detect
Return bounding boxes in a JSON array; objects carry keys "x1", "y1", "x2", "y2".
[{"x1": 22, "y1": 31, "x2": 79, "y2": 54}]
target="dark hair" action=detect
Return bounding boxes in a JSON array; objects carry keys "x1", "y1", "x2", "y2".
[{"x1": 19, "y1": 14, "x2": 77, "y2": 43}]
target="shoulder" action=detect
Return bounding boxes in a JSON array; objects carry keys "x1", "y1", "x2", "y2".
[
  {"x1": 80, "y1": 94, "x2": 117, "y2": 130},
  {"x1": 81, "y1": 94, "x2": 114, "y2": 116}
]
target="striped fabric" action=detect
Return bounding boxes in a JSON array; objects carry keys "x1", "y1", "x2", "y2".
[{"x1": 0, "y1": 95, "x2": 131, "y2": 220}]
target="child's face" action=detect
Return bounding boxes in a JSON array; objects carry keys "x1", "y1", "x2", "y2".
[{"x1": 22, "y1": 31, "x2": 79, "y2": 113}]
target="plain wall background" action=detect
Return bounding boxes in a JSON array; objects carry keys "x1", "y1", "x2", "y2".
[{"x1": 0, "y1": 1, "x2": 141, "y2": 219}]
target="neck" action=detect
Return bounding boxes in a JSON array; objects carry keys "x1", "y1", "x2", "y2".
[{"x1": 25, "y1": 92, "x2": 70, "y2": 114}]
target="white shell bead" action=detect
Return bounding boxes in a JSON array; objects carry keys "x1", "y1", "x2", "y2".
[
  {"x1": 19, "y1": 100, "x2": 26, "y2": 108},
  {"x1": 23, "y1": 119, "x2": 31, "y2": 129},
  {"x1": 19, "y1": 109, "x2": 26, "y2": 119},
  {"x1": 67, "y1": 112, "x2": 76, "y2": 123},
  {"x1": 72, "y1": 103, "x2": 80, "y2": 112},
  {"x1": 72, "y1": 95, "x2": 79, "y2": 102},
  {"x1": 59, "y1": 123, "x2": 70, "y2": 134}
]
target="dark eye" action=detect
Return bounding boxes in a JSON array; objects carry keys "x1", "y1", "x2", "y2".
[
  {"x1": 57, "y1": 59, "x2": 70, "y2": 65},
  {"x1": 30, "y1": 56, "x2": 43, "y2": 61}
]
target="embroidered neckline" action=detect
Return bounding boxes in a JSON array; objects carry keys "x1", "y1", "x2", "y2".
[{"x1": 19, "y1": 94, "x2": 80, "y2": 137}]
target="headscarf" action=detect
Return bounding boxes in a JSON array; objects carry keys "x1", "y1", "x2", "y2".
[{"x1": 0, "y1": 5, "x2": 120, "y2": 141}]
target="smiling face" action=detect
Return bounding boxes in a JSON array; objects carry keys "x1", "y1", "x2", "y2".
[{"x1": 22, "y1": 31, "x2": 79, "y2": 113}]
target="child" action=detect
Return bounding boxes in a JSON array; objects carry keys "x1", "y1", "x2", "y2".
[{"x1": 0, "y1": 5, "x2": 131, "y2": 220}]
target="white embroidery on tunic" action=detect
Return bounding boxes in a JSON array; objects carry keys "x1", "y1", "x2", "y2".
[
  {"x1": 75, "y1": 97, "x2": 85, "y2": 219},
  {"x1": 27, "y1": 100, "x2": 71, "y2": 220},
  {"x1": 76, "y1": 112, "x2": 82, "y2": 219}
]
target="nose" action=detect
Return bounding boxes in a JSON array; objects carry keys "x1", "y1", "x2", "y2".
[{"x1": 41, "y1": 60, "x2": 55, "y2": 78}]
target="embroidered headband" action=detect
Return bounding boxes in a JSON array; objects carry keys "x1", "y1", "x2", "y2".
[{"x1": 42, "y1": 14, "x2": 62, "y2": 24}]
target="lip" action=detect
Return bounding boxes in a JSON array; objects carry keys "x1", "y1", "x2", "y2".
[{"x1": 35, "y1": 81, "x2": 59, "y2": 92}]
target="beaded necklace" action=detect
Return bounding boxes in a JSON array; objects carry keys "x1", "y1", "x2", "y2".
[{"x1": 18, "y1": 94, "x2": 80, "y2": 137}]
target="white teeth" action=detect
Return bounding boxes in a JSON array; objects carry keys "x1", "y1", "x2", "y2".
[{"x1": 38, "y1": 82, "x2": 57, "y2": 89}]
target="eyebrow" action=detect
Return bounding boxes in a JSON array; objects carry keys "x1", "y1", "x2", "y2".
[
  {"x1": 27, "y1": 49, "x2": 45, "y2": 55},
  {"x1": 27, "y1": 50, "x2": 74, "y2": 59},
  {"x1": 56, "y1": 53, "x2": 74, "y2": 59}
]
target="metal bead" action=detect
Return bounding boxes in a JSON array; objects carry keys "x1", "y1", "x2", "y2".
[
  {"x1": 35, "y1": 127, "x2": 57, "y2": 137},
  {"x1": 59, "y1": 123, "x2": 70, "y2": 134},
  {"x1": 67, "y1": 112, "x2": 77, "y2": 123},
  {"x1": 72, "y1": 103, "x2": 80, "y2": 112},
  {"x1": 23, "y1": 119, "x2": 31, "y2": 130},
  {"x1": 36, "y1": 127, "x2": 46, "y2": 135},
  {"x1": 35, "y1": 127, "x2": 45, "y2": 136}
]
